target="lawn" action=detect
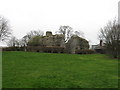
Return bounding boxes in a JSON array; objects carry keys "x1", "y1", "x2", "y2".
[{"x1": 2, "y1": 51, "x2": 118, "y2": 88}]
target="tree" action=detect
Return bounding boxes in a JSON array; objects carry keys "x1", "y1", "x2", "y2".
[
  {"x1": 27, "y1": 36, "x2": 43, "y2": 46},
  {"x1": 56, "y1": 26, "x2": 73, "y2": 42},
  {"x1": 22, "y1": 30, "x2": 44, "y2": 46},
  {"x1": 74, "y1": 30, "x2": 84, "y2": 38},
  {"x1": 99, "y1": 19, "x2": 120, "y2": 59},
  {"x1": 20, "y1": 30, "x2": 43, "y2": 51},
  {"x1": 27, "y1": 30, "x2": 44, "y2": 40},
  {"x1": 7, "y1": 36, "x2": 18, "y2": 47},
  {"x1": 0, "y1": 16, "x2": 11, "y2": 41}
]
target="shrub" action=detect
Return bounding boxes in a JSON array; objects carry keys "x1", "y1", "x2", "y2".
[
  {"x1": 27, "y1": 46, "x2": 43, "y2": 52},
  {"x1": 95, "y1": 49, "x2": 105, "y2": 54},
  {"x1": 43, "y1": 46, "x2": 65, "y2": 53},
  {"x1": 3, "y1": 47, "x2": 24, "y2": 51},
  {"x1": 75, "y1": 49, "x2": 95, "y2": 54}
]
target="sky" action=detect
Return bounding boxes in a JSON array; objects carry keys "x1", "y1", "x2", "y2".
[{"x1": 0, "y1": 0, "x2": 119, "y2": 46}]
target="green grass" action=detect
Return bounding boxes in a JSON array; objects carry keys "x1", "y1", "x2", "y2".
[{"x1": 2, "y1": 51, "x2": 118, "y2": 88}]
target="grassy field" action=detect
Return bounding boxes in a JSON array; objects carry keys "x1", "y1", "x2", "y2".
[{"x1": 2, "y1": 51, "x2": 118, "y2": 88}]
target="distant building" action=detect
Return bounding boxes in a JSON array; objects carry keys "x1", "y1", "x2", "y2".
[
  {"x1": 92, "y1": 40, "x2": 105, "y2": 53},
  {"x1": 91, "y1": 45, "x2": 98, "y2": 50},
  {"x1": 27, "y1": 31, "x2": 89, "y2": 53},
  {"x1": 27, "y1": 31, "x2": 65, "y2": 53}
]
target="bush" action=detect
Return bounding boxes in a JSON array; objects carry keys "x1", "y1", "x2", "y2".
[
  {"x1": 95, "y1": 49, "x2": 105, "y2": 54},
  {"x1": 43, "y1": 46, "x2": 65, "y2": 53},
  {"x1": 3, "y1": 47, "x2": 24, "y2": 51},
  {"x1": 27, "y1": 46, "x2": 43, "y2": 52},
  {"x1": 75, "y1": 49, "x2": 95, "y2": 54},
  {"x1": 27, "y1": 46, "x2": 65, "y2": 53}
]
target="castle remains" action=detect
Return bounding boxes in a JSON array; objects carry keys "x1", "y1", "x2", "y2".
[{"x1": 27, "y1": 31, "x2": 89, "y2": 53}]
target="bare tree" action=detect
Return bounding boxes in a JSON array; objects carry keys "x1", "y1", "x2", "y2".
[
  {"x1": 99, "y1": 19, "x2": 120, "y2": 59},
  {"x1": 27, "y1": 30, "x2": 44, "y2": 39},
  {"x1": 0, "y1": 16, "x2": 11, "y2": 41},
  {"x1": 21, "y1": 30, "x2": 43, "y2": 51},
  {"x1": 56, "y1": 26, "x2": 73, "y2": 42},
  {"x1": 7, "y1": 36, "x2": 18, "y2": 47},
  {"x1": 74, "y1": 30, "x2": 84, "y2": 38},
  {"x1": 22, "y1": 30, "x2": 44, "y2": 45}
]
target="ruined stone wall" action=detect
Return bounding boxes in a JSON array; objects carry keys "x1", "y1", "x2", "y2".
[
  {"x1": 66, "y1": 35, "x2": 89, "y2": 54},
  {"x1": 27, "y1": 31, "x2": 65, "y2": 52},
  {"x1": 27, "y1": 31, "x2": 89, "y2": 53},
  {"x1": 42, "y1": 33, "x2": 65, "y2": 47}
]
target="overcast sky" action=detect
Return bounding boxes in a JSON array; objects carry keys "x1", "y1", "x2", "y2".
[{"x1": 0, "y1": 0, "x2": 119, "y2": 46}]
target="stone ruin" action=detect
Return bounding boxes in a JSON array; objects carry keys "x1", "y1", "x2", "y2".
[
  {"x1": 66, "y1": 35, "x2": 89, "y2": 53},
  {"x1": 43, "y1": 31, "x2": 65, "y2": 47},
  {"x1": 27, "y1": 31, "x2": 89, "y2": 53}
]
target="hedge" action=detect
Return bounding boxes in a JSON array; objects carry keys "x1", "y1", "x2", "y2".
[
  {"x1": 75, "y1": 49, "x2": 95, "y2": 54},
  {"x1": 43, "y1": 46, "x2": 65, "y2": 53},
  {"x1": 3, "y1": 47, "x2": 25, "y2": 51}
]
